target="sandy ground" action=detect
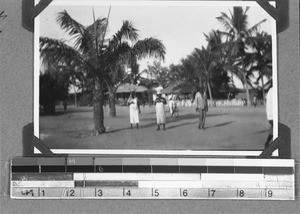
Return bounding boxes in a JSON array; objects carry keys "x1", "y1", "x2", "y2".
[{"x1": 39, "y1": 104, "x2": 270, "y2": 151}]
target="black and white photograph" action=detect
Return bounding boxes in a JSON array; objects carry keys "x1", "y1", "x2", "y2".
[{"x1": 35, "y1": 0, "x2": 278, "y2": 155}]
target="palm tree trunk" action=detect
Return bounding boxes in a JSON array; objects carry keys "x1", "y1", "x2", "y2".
[
  {"x1": 261, "y1": 76, "x2": 265, "y2": 105},
  {"x1": 242, "y1": 73, "x2": 251, "y2": 106},
  {"x1": 207, "y1": 81, "x2": 213, "y2": 106},
  {"x1": 108, "y1": 88, "x2": 117, "y2": 117},
  {"x1": 93, "y1": 82, "x2": 105, "y2": 135},
  {"x1": 73, "y1": 85, "x2": 77, "y2": 107}
]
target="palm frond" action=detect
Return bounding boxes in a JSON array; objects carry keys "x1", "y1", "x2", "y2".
[
  {"x1": 247, "y1": 19, "x2": 267, "y2": 35},
  {"x1": 57, "y1": 10, "x2": 85, "y2": 36},
  {"x1": 40, "y1": 37, "x2": 97, "y2": 76},
  {"x1": 56, "y1": 10, "x2": 96, "y2": 56},
  {"x1": 86, "y1": 17, "x2": 108, "y2": 42},
  {"x1": 216, "y1": 12, "x2": 233, "y2": 32},
  {"x1": 133, "y1": 37, "x2": 166, "y2": 61},
  {"x1": 112, "y1": 20, "x2": 139, "y2": 44},
  {"x1": 40, "y1": 37, "x2": 80, "y2": 66}
]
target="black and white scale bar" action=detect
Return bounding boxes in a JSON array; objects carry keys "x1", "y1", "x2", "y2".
[
  {"x1": 11, "y1": 165, "x2": 295, "y2": 174},
  {"x1": 10, "y1": 187, "x2": 295, "y2": 200}
]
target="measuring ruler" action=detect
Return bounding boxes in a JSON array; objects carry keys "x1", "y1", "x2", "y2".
[{"x1": 10, "y1": 157, "x2": 295, "y2": 200}]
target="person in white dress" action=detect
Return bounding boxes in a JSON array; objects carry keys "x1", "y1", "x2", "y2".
[
  {"x1": 154, "y1": 91, "x2": 167, "y2": 130},
  {"x1": 127, "y1": 91, "x2": 140, "y2": 129},
  {"x1": 169, "y1": 93, "x2": 179, "y2": 116}
]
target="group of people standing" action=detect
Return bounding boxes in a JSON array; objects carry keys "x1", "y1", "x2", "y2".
[
  {"x1": 127, "y1": 85, "x2": 274, "y2": 151},
  {"x1": 127, "y1": 87, "x2": 208, "y2": 131},
  {"x1": 127, "y1": 90, "x2": 168, "y2": 131}
]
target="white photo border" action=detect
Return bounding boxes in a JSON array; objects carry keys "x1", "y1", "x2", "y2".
[{"x1": 34, "y1": 0, "x2": 278, "y2": 156}]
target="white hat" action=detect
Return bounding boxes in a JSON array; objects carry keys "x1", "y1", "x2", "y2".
[{"x1": 156, "y1": 86, "x2": 163, "y2": 94}]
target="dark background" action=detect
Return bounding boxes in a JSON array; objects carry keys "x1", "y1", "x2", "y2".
[{"x1": 0, "y1": 0, "x2": 299, "y2": 213}]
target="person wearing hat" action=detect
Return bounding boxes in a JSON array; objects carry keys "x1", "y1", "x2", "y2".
[
  {"x1": 127, "y1": 90, "x2": 140, "y2": 129},
  {"x1": 154, "y1": 90, "x2": 167, "y2": 130}
]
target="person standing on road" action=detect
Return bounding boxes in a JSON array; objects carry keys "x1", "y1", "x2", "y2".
[
  {"x1": 154, "y1": 91, "x2": 167, "y2": 130},
  {"x1": 127, "y1": 91, "x2": 140, "y2": 129},
  {"x1": 168, "y1": 93, "x2": 178, "y2": 117},
  {"x1": 194, "y1": 87, "x2": 208, "y2": 130},
  {"x1": 253, "y1": 95, "x2": 257, "y2": 107}
]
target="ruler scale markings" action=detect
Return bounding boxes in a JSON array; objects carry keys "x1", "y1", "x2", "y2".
[
  {"x1": 10, "y1": 157, "x2": 295, "y2": 200},
  {"x1": 10, "y1": 187, "x2": 294, "y2": 199}
]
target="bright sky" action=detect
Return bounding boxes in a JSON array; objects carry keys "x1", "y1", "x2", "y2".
[{"x1": 38, "y1": 0, "x2": 276, "y2": 88}]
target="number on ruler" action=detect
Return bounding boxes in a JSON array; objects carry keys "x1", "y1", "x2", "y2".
[
  {"x1": 97, "y1": 189, "x2": 103, "y2": 197},
  {"x1": 41, "y1": 189, "x2": 45, "y2": 197},
  {"x1": 68, "y1": 158, "x2": 75, "y2": 164},
  {"x1": 66, "y1": 189, "x2": 75, "y2": 197},
  {"x1": 209, "y1": 189, "x2": 216, "y2": 197},
  {"x1": 125, "y1": 190, "x2": 131, "y2": 197},
  {"x1": 154, "y1": 189, "x2": 159, "y2": 197},
  {"x1": 267, "y1": 190, "x2": 273, "y2": 197},
  {"x1": 182, "y1": 189, "x2": 188, "y2": 197},
  {"x1": 239, "y1": 190, "x2": 245, "y2": 197},
  {"x1": 98, "y1": 166, "x2": 104, "y2": 172}
]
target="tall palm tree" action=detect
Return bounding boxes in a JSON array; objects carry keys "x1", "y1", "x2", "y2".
[
  {"x1": 247, "y1": 32, "x2": 272, "y2": 104},
  {"x1": 106, "y1": 36, "x2": 165, "y2": 117},
  {"x1": 216, "y1": 7, "x2": 267, "y2": 106},
  {"x1": 191, "y1": 47, "x2": 216, "y2": 105},
  {"x1": 204, "y1": 30, "x2": 232, "y2": 98},
  {"x1": 40, "y1": 10, "x2": 141, "y2": 134}
]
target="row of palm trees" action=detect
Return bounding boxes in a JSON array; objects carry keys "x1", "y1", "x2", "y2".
[
  {"x1": 167, "y1": 7, "x2": 272, "y2": 106},
  {"x1": 40, "y1": 10, "x2": 165, "y2": 134}
]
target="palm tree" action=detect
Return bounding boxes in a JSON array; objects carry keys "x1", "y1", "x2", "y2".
[
  {"x1": 216, "y1": 7, "x2": 267, "y2": 106},
  {"x1": 40, "y1": 10, "x2": 141, "y2": 134},
  {"x1": 247, "y1": 32, "x2": 272, "y2": 104},
  {"x1": 106, "y1": 36, "x2": 165, "y2": 117},
  {"x1": 204, "y1": 30, "x2": 231, "y2": 98},
  {"x1": 191, "y1": 47, "x2": 216, "y2": 105}
]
